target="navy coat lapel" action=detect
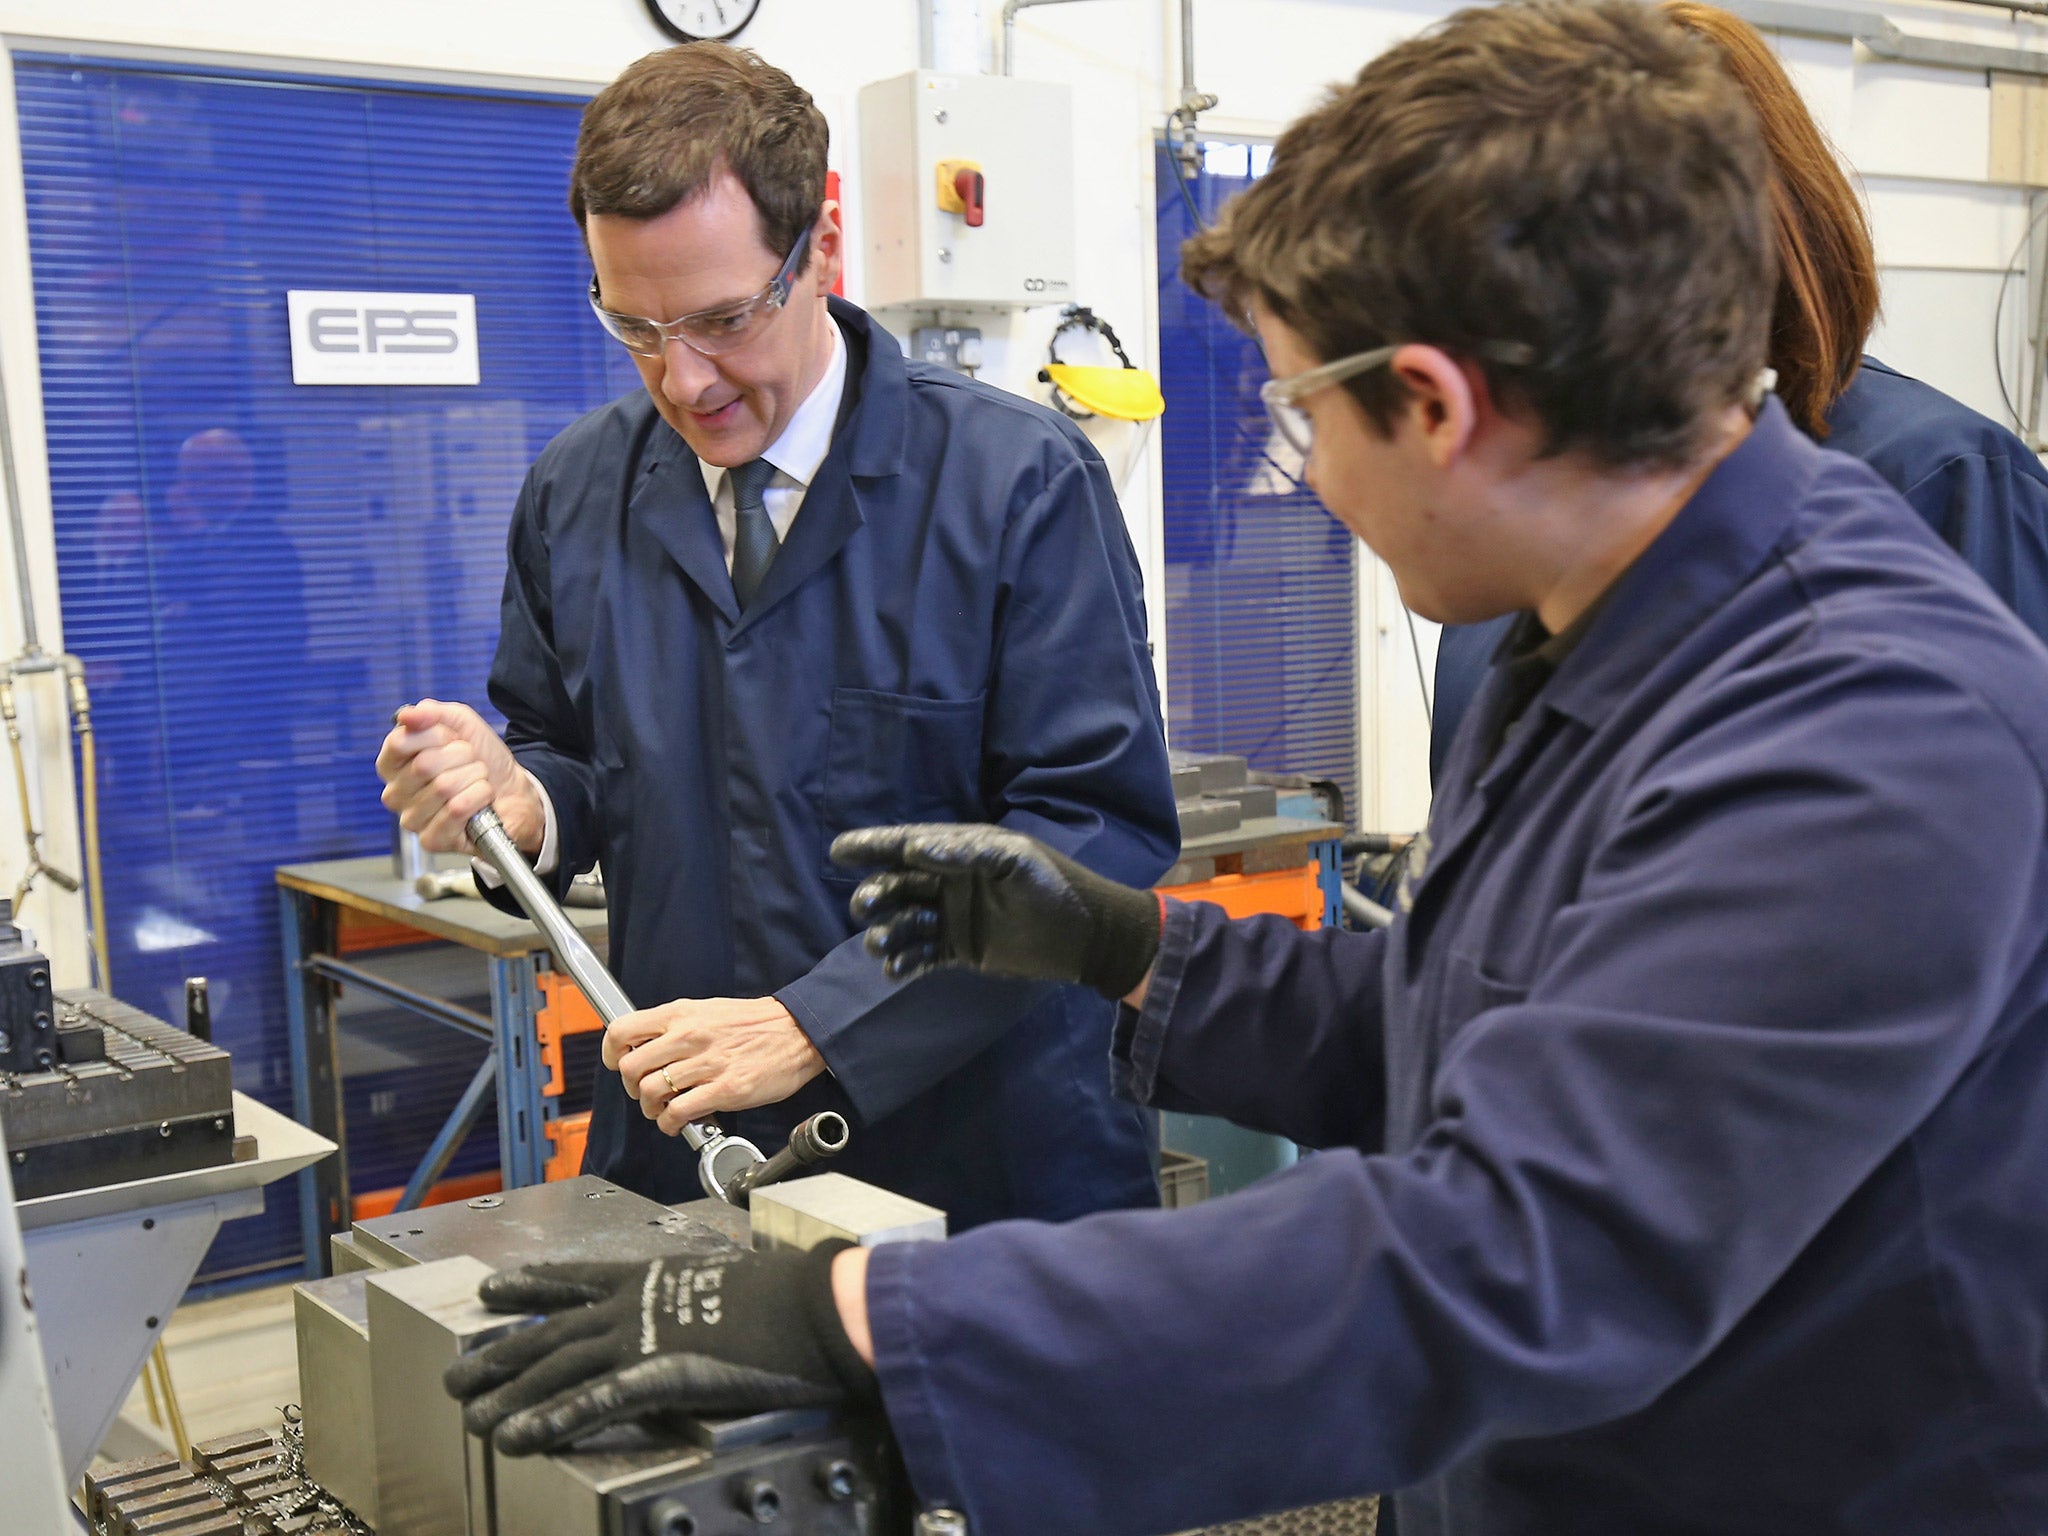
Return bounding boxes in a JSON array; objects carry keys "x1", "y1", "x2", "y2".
[
  {"x1": 731, "y1": 297, "x2": 910, "y2": 632},
  {"x1": 631, "y1": 439, "x2": 738, "y2": 626}
]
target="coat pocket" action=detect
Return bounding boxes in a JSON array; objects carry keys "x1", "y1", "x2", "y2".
[
  {"x1": 817, "y1": 687, "x2": 988, "y2": 867},
  {"x1": 1434, "y1": 948, "x2": 1533, "y2": 1029}
]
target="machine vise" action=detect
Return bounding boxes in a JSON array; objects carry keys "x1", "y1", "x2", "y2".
[{"x1": 279, "y1": 1170, "x2": 942, "y2": 1535}]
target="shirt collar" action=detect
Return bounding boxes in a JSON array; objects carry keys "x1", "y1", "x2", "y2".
[
  {"x1": 699, "y1": 317, "x2": 847, "y2": 500},
  {"x1": 1497, "y1": 585, "x2": 1612, "y2": 676}
]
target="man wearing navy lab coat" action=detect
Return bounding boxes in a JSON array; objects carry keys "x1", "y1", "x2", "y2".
[
  {"x1": 375, "y1": 43, "x2": 1176, "y2": 1226},
  {"x1": 444, "y1": 5, "x2": 2048, "y2": 1531}
]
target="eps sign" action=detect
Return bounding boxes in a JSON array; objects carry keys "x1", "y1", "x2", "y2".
[{"x1": 286, "y1": 290, "x2": 480, "y2": 386}]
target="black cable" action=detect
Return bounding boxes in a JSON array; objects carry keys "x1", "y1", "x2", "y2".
[
  {"x1": 1938, "y1": 0, "x2": 2048, "y2": 19},
  {"x1": 1371, "y1": 839, "x2": 1416, "y2": 907},
  {"x1": 1164, "y1": 111, "x2": 1208, "y2": 233},
  {"x1": 1233, "y1": 409, "x2": 1308, "y2": 488},
  {"x1": 1991, "y1": 196, "x2": 2048, "y2": 437},
  {"x1": 1402, "y1": 604, "x2": 1435, "y2": 728},
  {"x1": 1343, "y1": 832, "x2": 1403, "y2": 856}
]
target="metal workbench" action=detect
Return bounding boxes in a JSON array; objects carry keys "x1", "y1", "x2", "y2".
[
  {"x1": 17, "y1": 1092, "x2": 333, "y2": 1484},
  {"x1": 277, "y1": 854, "x2": 608, "y2": 1277},
  {"x1": 278, "y1": 816, "x2": 1342, "y2": 1273}
]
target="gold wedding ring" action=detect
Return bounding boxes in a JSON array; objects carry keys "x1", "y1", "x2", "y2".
[{"x1": 660, "y1": 1063, "x2": 679, "y2": 1097}]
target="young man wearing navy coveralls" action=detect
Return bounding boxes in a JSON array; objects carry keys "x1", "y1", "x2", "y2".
[
  {"x1": 442, "y1": 5, "x2": 2048, "y2": 1533},
  {"x1": 373, "y1": 44, "x2": 1178, "y2": 1228}
]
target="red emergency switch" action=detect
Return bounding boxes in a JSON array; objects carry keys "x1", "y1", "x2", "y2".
[{"x1": 954, "y1": 166, "x2": 985, "y2": 227}]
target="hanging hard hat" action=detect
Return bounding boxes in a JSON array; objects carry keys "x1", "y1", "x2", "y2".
[{"x1": 1039, "y1": 306, "x2": 1165, "y2": 423}]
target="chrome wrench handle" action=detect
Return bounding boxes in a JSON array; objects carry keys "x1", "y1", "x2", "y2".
[{"x1": 463, "y1": 805, "x2": 764, "y2": 1200}]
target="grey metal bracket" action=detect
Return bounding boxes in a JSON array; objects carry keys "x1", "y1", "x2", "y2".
[{"x1": 1729, "y1": 0, "x2": 2048, "y2": 78}]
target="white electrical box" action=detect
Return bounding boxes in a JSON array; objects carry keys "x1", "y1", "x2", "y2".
[{"x1": 858, "y1": 70, "x2": 1076, "y2": 314}]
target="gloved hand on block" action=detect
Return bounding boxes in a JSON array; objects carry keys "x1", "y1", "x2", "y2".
[{"x1": 446, "y1": 1244, "x2": 876, "y2": 1455}]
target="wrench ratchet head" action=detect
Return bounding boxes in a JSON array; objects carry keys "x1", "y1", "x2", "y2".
[{"x1": 699, "y1": 1134, "x2": 767, "y2": 1202}]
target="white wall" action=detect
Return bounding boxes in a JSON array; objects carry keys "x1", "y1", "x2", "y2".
[
  {"x1": 0, "y1": 46, "x2": 84, "y2": 980},
  {"x1": 1014, "y1": 0, "x2": 2048, "y2": 835},
  {"x1": 0, "y1": 0, "x2": 2038, "y2": 976},
  {"x1": 1780, "y1": 19, "x2": 2044, "y2": 426}
]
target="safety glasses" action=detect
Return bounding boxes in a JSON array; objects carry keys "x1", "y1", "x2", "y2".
[
  {"x1": 589, "y1": 226, "x2": 812, "y2": 359},
  {"x1": 1260, "y1": 340, "x2": 1537, "y2": 459},
  {"x1": 1259, "y1": 345, "x2": 1400, "y2": 458}
]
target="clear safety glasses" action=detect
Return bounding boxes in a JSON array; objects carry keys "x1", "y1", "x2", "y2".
[
  {"x1": 1259, "y1": 344, "x2": 1400, "y2": 458},
  {"x1": 588, "y1": 226, "x2": 812, "y2": 359},
  {"x1": 1260, "y1": 340, "x2": 1537, "y2": 459}
]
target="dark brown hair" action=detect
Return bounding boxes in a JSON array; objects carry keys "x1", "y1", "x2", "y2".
[
  {"x1": 1662, "y1": 1, "x2": 1878, "y2": 436},
  {"x1": 1181, "y1": 0, "x2": 1774, "y2": 468},
  {"x1": 571, "y1": 42, "x2": 826, "y2": 266}
]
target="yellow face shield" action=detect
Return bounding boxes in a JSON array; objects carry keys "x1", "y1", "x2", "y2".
[{"x1": 1041, "y1": 363, "x2": 1166, "y2": 423}]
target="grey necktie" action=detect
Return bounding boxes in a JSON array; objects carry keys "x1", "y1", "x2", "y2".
[{"x1": 728, "y1": 458, "x2": 779, "y2": 610}]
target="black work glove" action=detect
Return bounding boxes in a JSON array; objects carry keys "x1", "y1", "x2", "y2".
[
  {"x1": 830, "y1": 823, "x2": 1163, "y2": 999},
  {"x1": 444, "y1": 1242, "x2": 875, "y2": 1456}
]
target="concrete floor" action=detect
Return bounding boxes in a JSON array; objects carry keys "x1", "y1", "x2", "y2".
[{"x1": 97, "y1": 1282, "x2": 300, "y2": 1463}]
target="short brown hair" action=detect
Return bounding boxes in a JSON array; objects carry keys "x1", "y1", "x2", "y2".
[
  {"x1": 1181, "y1": 0, "x2": 1774, "y2": 468},
  {"x1": 572, "y1": 42, "x2": 827, "y2": 266},
  {"x1": 1662, "y1": 2, "x2": 1878, "y2": 437}
]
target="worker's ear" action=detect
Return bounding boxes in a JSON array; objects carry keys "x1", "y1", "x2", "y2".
[
  {"x1": 1387, "y1": 345, "x2": 1487, "y2": 468},
  {"x1": 809, "y1": 201, "x2": 844, "y2": 299}
]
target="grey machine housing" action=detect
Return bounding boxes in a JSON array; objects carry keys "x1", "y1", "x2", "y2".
[{"x1": 298, "y1": 1170, "x2": 945, "y2": 1536}]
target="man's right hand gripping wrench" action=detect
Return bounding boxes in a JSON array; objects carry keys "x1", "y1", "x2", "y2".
[
  {"x1": 376, "y1": 700, "x2": 549, "y2": 858},
  {"x1": 375, "y1": 701, "x2": 845, "y2": 1203}
]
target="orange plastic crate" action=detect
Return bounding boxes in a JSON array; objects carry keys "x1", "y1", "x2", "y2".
[
  {"x1": 1164, "y1": 861, "x2": 1323, "y2": 930},
  {"x1": 535, "y1": 971, "x2": 607, "y2": 1098},
  {"x1": 545, "y1": 1111, "x2": 591, "y2": 1184},
  {"x1": 535, "y1": 974, "x2": 607, "y2": 1182},
  {"x1": 351, "y1": 1169, "x2": 501, "y2": 1221}
]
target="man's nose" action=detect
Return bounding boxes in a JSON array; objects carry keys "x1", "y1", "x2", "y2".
[{"x1": 660, "y1": 337, "x2": 721, "y2": 403}]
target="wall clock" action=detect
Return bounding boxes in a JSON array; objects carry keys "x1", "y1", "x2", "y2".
[{"x1": 645, "y1": 0, "x2": 760, "y2": 43}]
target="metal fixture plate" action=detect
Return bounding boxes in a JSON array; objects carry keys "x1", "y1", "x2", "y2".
[
  {"x1": 350, "y1": 1174, "x2": 737, "y2": 1271},
  {"x1": 1, "y1": 989, "x2": 232, "y2": 1147},
  {"x1": 16, "y1": 1091, "x2": 331, "y2": 1231},
  {"x1": 493, "y1": 1420, "x2": 881, "y2": 1536}
]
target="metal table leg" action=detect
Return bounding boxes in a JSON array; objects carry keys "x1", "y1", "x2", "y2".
[
  {"x1": 394, "y1": 1047, "x2": 499, "y2": 1212},
  {"x1": 489, "y1": 954, "x2": 549, "y2": 1189},
  {"x1": 1313, "y1": 836, "x2": 1344, "y2": 928},
  {"x1": 281, "y1": 888, "x2": 348, "y2": 1277}
]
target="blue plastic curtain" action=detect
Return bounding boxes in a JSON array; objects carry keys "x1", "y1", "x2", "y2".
[
  {"x1": 1155, "y1": 140, "x2": 1360, "y2": 819},
  {"x1": 16, "y1": 53, "x2": 638, "y2": 1280}
]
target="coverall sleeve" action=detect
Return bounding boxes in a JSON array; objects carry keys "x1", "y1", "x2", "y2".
[
  {"x1": 1905, "y1": 451, "x2": 2048, "y2": 653},
  {"x1": 477, "y1": 470, "x2": 598, "y2": 915},
  {"x1": 776, "y1": 451, "x2": 1179, "y2": 1122},
  {"x1": 863, "y1": 651, "x2": 2048, "y2": 1536},
  {"x1": 1111, "y1": 899, "x2": 1389, "y2": 1149}
]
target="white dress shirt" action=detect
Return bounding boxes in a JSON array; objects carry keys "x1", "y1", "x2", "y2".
[
  {"x1": 484, "y1": 320, "x2": 849, "y2": 882},
  {"x1": 701, "y1": 317, "x2": 847, "y2": 571}
]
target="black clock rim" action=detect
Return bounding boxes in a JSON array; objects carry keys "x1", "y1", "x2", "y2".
[{"x1": 644, "y1": 0, "x2": 759, "y2": 43}]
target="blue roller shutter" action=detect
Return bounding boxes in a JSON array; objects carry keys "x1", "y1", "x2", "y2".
[
  {"x1": 1155, "y1": 139, "x2": 1359, "y2": 820},
  {"x1": 16, "y1": 53, "x2": 638, "y2": 1281}
]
